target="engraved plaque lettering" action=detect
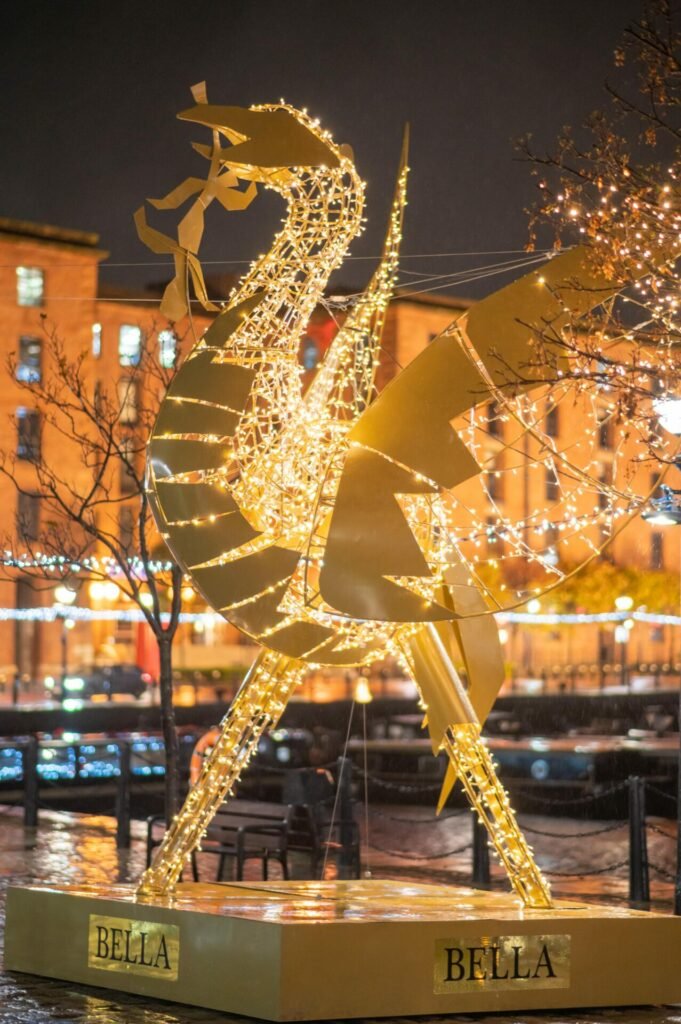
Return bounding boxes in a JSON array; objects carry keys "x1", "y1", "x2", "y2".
[
  {"x1": 434, "y1": 934, "x2": 570, "y2": 994},
  {"x1": 88, "y1": 914, "x2": 179, "y2": 982}
]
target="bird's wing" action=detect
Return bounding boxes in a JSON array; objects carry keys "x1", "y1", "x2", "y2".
[{"x1": 319, "y1": 245, "x2": 625, "y2": 623}]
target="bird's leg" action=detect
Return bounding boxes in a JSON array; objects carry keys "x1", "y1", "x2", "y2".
[
  {"x1": 402, "y1": 626, "x2": 552, "y2": 909},
  {"x1": 440, "y1": 723, "x2": 552, "y2": 908},
  {"x1": 137, "y1": 649, "x2": 304, "y2": 898}
]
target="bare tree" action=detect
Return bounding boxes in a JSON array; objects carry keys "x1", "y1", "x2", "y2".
[
  {"x1": 0, "y1": 322, "x2": 186, "y2": 821},
  {"x1": 516, "y1": 0, "x2": 681, "y2": 445}
]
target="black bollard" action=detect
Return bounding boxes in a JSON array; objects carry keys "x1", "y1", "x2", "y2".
[
  {"x1": 628, "y1": 775, "x2": 650, "y2": 904},
  {"x1": 336, "y1": 756, "x2": 356, "y2": 878},
  {"x1": 472, "y1": 814, "x2": 491, "y2": 888},
  {"x1": 23, "y1": 737, "x2": 38, "y2": 828},
  {"x1": 116, "y1": 741, "x2": 132, "y2": 849}
]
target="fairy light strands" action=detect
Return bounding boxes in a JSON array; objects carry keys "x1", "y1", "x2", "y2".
[
  {"x1": 139, "y1": 648, "x2": 303, "y2": 897},
  {"x1": 137, "y1": 92, "x2": 664, "y2": 908},
  {"x1": 0, "y1": 552, "x2": 174, "y2": 577}
]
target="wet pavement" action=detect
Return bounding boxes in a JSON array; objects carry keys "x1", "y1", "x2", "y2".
[{"x1": 0, "y1": 804, "x2": 679, "y2": 1023}]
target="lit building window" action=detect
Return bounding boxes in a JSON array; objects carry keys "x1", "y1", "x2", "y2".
[
  {"x1": 92, "y1": 323, "x2": 102, "y2": 359},
  {"x1": 159, "y1": 330, "x2": 177, "y2": 369},
  {"x1": 487, "y1": 401, "x2": 503, "y2": 438},
  {"x1": 598, "y1": 465, "x2": 611, "y2": 510},
  {"x1": 545, "y1": 404, "x2": 559, "y2": 438},
  {"x1": 192, "y1": 620, "x2": 208, "y2": 645},
  {"x1": 119, "y1": 505, "x2": 136, "y2": 549},
  {"x1": 486, "y1": 457, "x2": 504, "y2": 501},
  {"x1": 118, "y1": 325, "x2": 142, "y2": 366},
  {"x1": 117, "y1": 378, "x2": 138, "y2": 426},
  {"x1": 598, "y1": 412, "x2": 613, "y2": 450},
  {"x1": 16, "y1": 492, "x2": 41, "y2": 542},
  {"x1": 16, "y1": 408, "x2": 40, "y2": 462},
  {"x1": 119, "y1": 436, "x2": 137, "y2": 494},
  {"x1": 302, "y1": 336, "x2": 320, "y2": 371},
  {"x1": 486, "y1": 515, "x2": 503, "y2": 556},
  {"x1": 545, "y1": 525, "x2": 559, "y2": 566},
  {"x1": 545, "y1": 466, "x2": 560, "y2": 501},
  {"x1": 651, "y1": 531, "x2": 664, "y2": 570},
  {"x1": 16, "y1": 267, "x2": 44, "y2": 307},
  {"x1": 16, "y1": 336, "x2": 42, "y2": 383}
]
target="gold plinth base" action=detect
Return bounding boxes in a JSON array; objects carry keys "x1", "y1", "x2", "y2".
[{"x1": 6, "y1": 879, "x2": 681, "y2": 1020}]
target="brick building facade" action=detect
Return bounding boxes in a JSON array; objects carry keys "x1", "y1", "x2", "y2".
[{"x1": 0, "y1": 216, "x2": 677, "y2": 699}]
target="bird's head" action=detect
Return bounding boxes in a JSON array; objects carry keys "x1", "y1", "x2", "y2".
[{"x1": 178, "y1": 100, "x2": 348, "y2": 187}]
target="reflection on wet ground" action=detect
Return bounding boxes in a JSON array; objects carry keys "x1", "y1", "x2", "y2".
[{"x1": 0, "y1": 805, "x2": 679, "y2": 1023}]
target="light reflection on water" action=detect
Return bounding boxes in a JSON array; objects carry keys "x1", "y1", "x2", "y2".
[{"x1": 0, "y1": 808, "x2": 678, "y2": 1023}]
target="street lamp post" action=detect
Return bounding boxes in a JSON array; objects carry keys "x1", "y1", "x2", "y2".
[
  {"x1": 614, "y1": 596, "x2": 634, "y2": 691},
  {"x1": 53, "y1": 585, "x2": 77, "y2": 701},
  {"x1": 614, "y1": 625, "x2": 629, "y2": 690},
  {"x1": 645, "y1": 396, "x2": 681, "y2": 913}
]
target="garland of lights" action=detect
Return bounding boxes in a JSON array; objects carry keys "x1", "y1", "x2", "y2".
[
  {"x1": 0, "y1": 553, "x2": 174, "y2": 575},
  {"x1": 5, "y1": 605, "x2": 678, "y2": 627},
  {"x1": 1, "y1": 606, "x2": 221, "y2": 623},
  {"x1": 125, "y1": 82, "x2": 681, "y2": 911}
]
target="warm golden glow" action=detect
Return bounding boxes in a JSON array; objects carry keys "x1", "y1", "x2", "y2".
[{"x1": 134, "y1": 91, "x2": 671, "y2": 910}]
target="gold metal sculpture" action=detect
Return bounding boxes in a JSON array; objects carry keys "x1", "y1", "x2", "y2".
[
  {"x1": 136, "y1": 86, "x2": 638, "y2": 908},
  {"x1": 10, "y1": 86, "x2": 681, "y2": 1024}
]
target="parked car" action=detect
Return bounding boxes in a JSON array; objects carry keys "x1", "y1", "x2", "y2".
[{"x1": 61, "y1": 665, "x2": 152, "y2": 701}]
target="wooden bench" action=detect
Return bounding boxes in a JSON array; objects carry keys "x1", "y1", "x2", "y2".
[
  {"x1": 282, "y1": 766, "x2": 361, "y2": 879},
  {"x1": 146, "y1": 799, "x2": 293, "y2": 881},
  {"x1": 288, "y1": 802, "x2": 361, "y2": 879},
  {"x1": 146, "y1": 767, "x2": 361, "y2": 881}
]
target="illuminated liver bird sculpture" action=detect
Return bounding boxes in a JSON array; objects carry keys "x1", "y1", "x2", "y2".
[{"x1": 136, "y1": 87, "x2": 631, "y2": 907}]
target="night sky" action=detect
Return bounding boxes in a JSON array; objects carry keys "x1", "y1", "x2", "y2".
[{"x1": 3, "y1": 0, "x2": 645, "y2": 298}]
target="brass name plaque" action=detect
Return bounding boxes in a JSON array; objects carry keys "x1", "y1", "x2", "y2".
[
  {"x1": 88, "y1": 914, "x2": 179, "y2": 982},
  {"x1": 434, "y1": 934, "x2": 570, "y2": 994}
]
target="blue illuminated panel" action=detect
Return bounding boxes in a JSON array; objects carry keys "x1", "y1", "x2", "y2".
[
  {"x1": 37, "y1": 745, "x2": 77, "y2": 781},
  {"x1": 78, "y1": 742, "x2": 121, "y2": 779},
  {"x1": 0, "y1": 746, "x2": 23, "y2": 782},
  {"x1": 131, "y1": 738, "x2": 165, "y2": 777}
]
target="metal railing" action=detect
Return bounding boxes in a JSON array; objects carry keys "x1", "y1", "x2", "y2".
[{"x1": 8, "y1": 738, "x2": 681, "y2": 909}]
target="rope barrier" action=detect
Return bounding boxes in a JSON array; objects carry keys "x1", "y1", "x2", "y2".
[
  {"x1": 508, "y1": 781, "x2": 629, "y2": 808},
  {"x1": 647, "y1": 821, "x2": 676, "y2": 839},
  {"x1": 368, "y1": 839, "x2": 473, "y2": 861},
  {"x1": 644, "y1": 782, "x2": 677, "y2": 804},
  {"x1": 251, "y1": 760, "x2": 339, "y2": 774},
  {"x1": 355, "y1": 769, "x2": 443, "y2": 794},
  {"x1": 518, "y1": 820, "x2": 627, "y2": 839},
  {"x1": 366, "y1": 806, "x2": 467, "y2": 824},
  {"x1": 544, "y1": 859, "x2": 630, "y2": 877},
  {"x1": 649, "y1": 862, "x2": 677, "y2": 881}
]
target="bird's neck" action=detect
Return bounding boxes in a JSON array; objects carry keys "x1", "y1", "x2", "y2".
[{"x1": 225, "y1": 165, "x2": 364, "y2": 357}]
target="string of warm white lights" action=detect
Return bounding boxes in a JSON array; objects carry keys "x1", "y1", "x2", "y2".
[
  {"x1": 505, "y1": 610, "x2": 681, "y2": 626},
  {"x1": 133, "y1": 89, "x2": 680, "y2": 908},
  {"x1": 0, "y1": 606, "x2": 676, "y2": 628},
  {"x1": 0, "y1": 606, "x2": 218, "y2": 623},
  {"x1": 0, "y1": 553, "x2": 174, "y2": 575}
]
